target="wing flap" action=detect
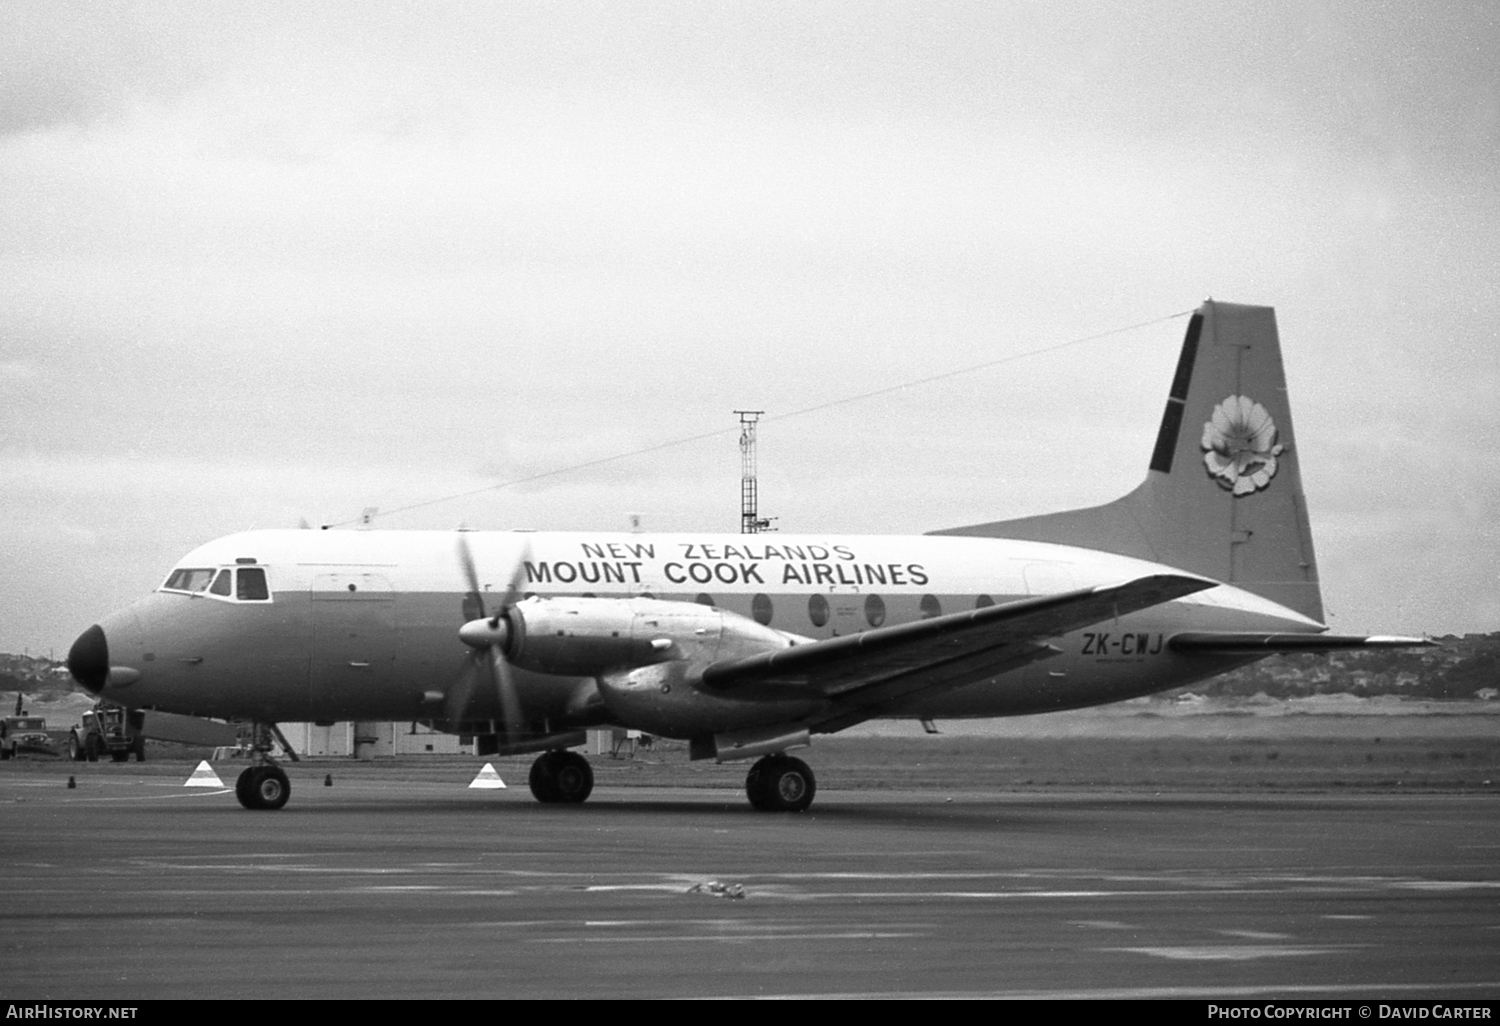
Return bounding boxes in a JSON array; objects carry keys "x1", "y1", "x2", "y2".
[{"x1": 1169, "y1": 632, "x2": 1433, "y2": 654}]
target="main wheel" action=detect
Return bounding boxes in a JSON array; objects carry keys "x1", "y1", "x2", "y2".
[
  {"x1": 132, "y1": 738, "x2": 146, "y2": 762},
  {"x1": 529, "y1": 751, "x2": 594, "y2": 804},
  {"x1": 68, "y1": 733, "x2": 85, "y2": 762},
  {"x1": 85, "y1": 734, "x2": 101, "y2": 762},
  {"x1": 236, "y1": 765, "x2": 291, "y2": 810},
  {"x1": 745, "y1": 759, "x2": 772, "y2": 811},
  {"x1": 528, "y1": 755, "x2": 557, "y2": 802},
  {"x1": 745, "y1": 754, "x2": 816, "y2": 812},
  {"x1": 551, "y1": 751, "x2": 593, "y2": 803}
]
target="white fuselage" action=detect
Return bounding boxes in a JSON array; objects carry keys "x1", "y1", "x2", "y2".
[{"x1": 87, "y1": 529, "x2": 1319, "y2": 733}]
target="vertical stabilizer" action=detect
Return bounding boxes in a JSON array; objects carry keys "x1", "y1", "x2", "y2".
[{"x1": 931, "y1": 301, "x2": 1324, "y2": 622}]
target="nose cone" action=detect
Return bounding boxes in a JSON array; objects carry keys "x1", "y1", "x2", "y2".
[{"x1": 67, "y1": 624, "x2": 109, "y2": 693}]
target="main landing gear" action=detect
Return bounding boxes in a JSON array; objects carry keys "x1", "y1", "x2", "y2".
[
  {"x1": 235, "y1": 722, "x2": 291, "y2": 811},
  {"x1": 745, "y1": 753, "x2": 816, "y2": 812},
  {"x1": 528, "y1": 749, "x2": 594, "y2": 804}
]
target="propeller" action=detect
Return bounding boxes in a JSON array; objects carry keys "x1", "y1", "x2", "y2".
[{"x1": 449, "y1": 533, "x2": 530, "y2": 745}]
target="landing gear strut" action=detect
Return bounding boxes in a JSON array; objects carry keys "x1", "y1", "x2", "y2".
[
  {"x1": 745, "y1": 754, "x2": 816, "y2": 812},
  {"x1": 529, "y1": 750, "x2": 594, "y2": 804},
  {"x1": 235, "y1": 723, "x2": 291, "y2": 810}
]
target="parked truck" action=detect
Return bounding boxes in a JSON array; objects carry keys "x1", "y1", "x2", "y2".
[
  {"x1": 69, "y1": 703, "x2": 145, "y2": 763},
  {"x1": 1, "y1": 694, "x2": 50, "y2": 759}
]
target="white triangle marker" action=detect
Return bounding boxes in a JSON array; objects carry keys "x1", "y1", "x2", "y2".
[
  {"x1": 469, "y1": 763, "x2": 506, "y2": 789},
  {"x1": 184, "y1": 760, "x2": 225, "y2": 788}
]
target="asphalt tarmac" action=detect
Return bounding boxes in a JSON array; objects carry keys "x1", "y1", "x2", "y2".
[{"x1": 2, "y1": 764, "x2": 1498, "y2": 1000}]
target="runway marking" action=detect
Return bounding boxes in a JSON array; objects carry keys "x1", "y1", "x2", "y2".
[
  {"x1": 1105, "y1": 944, "x2": 1364, "y2": 961},
  {"x1": 1215, "y1": 929, "x2": 1292, "y2": 939},
  {"x1": 1321, "y1": 914, "x2": 1374, "y2": 920},
  {"x1": 32, "y1": 788, "x2": 233, "y2": 803}
]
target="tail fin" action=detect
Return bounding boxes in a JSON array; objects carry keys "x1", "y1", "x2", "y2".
[{"x1": 930, "y1": 300, "x2": 1324, "y2": 622}]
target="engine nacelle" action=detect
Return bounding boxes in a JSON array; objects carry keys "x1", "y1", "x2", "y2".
[
  {"x1": 461, "y1": 596, "x2": 822, "y2": 737},
  {"x1": 464, "y1": 595, "x2": 797, "y2": 679}
]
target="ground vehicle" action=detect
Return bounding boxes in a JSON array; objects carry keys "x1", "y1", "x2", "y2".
[
  {"x1": 69, "y1": 703, "x2": 145, "y2": 762},
  {"x1": 0, "y1": 711, "x2": 50, "y2": 759}
]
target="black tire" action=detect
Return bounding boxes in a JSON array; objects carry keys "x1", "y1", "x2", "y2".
[
  {"x1": 0, "y1": 744, "x2": 11, "y2": 761},
  {"x1": 745, "y1": 760, "x2": 772, "y2": 811},
  {"x1": 235, "y1": 766, "x2": 257, "y2": 808},
  {"x1": 748, "y1": 754, "x2": 816, "y2": 812},
  {"x1": 69, "y1": 733, "x2": 85, "y2": 762},
  {"x1": 529, "y1": 753, "x2": 560, "y2": 803},
  {"x1": 85, "y1": 734, "x2": 101, "y2": 763},
  {"x1": 237, "y1": 766, "x2": 290, "y2": 810},
  {"x1": 252, "y1": 766, "x2": 290, "y2": 810},
  {"x1": 551, "y1": 752, "x2": 593, "y2": 804},
  {"x1": 529, "y1": 751, "x2": 594, "y2": 804},
  {"x1": 133, "y1": 738, "x2": 145, "y2": 763}
]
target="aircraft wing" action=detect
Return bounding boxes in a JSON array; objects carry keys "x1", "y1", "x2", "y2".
[
  {"x1": 700, "y1": 574, "x2": 1216, "y2": 732},
  {"x1": 1168, "y1": 633, "x2": 1434, "y2": 654}
]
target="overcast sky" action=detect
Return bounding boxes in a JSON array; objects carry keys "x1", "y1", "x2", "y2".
[{"x1": 3, "y1": 0, "x2": 1498, "y2": 655}]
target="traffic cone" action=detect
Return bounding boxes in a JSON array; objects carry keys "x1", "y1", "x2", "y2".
[
  {"x1": 183, "y1": 760, "x2": 224, "y2": 787},
  {"x1": 468, "y1": 763, "x2": 506, "y2": 789}
]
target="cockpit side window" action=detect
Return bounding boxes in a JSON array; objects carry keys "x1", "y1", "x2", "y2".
[
  {"x1": 209, "y1": 570, "x2": 232, "y2": 596},
  {"x1": 162, "y1": 568, "x2": 216, "y2": 593},
  {"x1": 236, "y1": 567, "x2": 270, "y2": 601}
]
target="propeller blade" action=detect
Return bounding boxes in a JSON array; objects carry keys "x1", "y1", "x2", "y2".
[
  {"x1": 444, "y1": 657, "x2": 480, "y2": 728},
  {"x1": 450, "y1": 533, "x2": 532, "y2": 746},
  {"x1": 457, "y1": 533, "x2": 487, "y2": 621},
  {"x1": 492, "y1": 647, "x2": 523, "y2": 747}
]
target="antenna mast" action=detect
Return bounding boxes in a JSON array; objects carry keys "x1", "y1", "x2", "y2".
[{"x1": 735, "y1": 410, "x2": 775, "y2": 534}]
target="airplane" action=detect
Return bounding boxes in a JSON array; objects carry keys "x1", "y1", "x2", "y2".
[{"x1": 64, "y1": 300, "x2": 1430, "y2": 813}]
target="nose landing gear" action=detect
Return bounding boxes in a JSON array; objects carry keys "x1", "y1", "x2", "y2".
[{"x1": 234, "y1": 722, "x2": 293, "y2": 810}]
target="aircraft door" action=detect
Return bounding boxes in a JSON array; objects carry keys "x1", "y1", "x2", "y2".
[{"x1": 310, "y1": 571, "x2": 397, "y2": 719}]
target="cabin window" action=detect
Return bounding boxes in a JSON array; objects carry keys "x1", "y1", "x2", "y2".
[
  {"x1": 920, "y1": 594, "x2": 942, "y2": 619},
  {"x1": 162, "y1": 568, "x2": 216, "y2": 593},
  {"x1": 975, "y1": 594, "x2": 994, "y2": 609},
  {"x1": 864, "y1": 594, "x2": 886, "y2": 628},
  {"x1": 751, "y1": 593, "x2": 773, "y2": 625},
  {"x1": 236, "y1": 567, "x2": 270, "y2": 601},
  {"x1": 209, "y1": 570, "x2": 232, "y2": 596},
  {"x1": 807, "y1": 593, "x2": 829, "y2": 628}
]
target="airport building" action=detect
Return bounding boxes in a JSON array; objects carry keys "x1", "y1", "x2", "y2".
[{"x1": 275, "y1": 722, "x2": 642, "y2": 760}]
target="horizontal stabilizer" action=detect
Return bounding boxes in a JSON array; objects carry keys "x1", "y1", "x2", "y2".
[{"x1": 1169, "y1": 633, "x2": 1433, "y2": 655}]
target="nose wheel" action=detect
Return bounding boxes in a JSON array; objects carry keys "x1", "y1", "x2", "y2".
[
  {"x1": 745, "y1": 754, "x2": 816, "y2": 812},
  {"x1": 235, "y1": 764, "x2": 291, "y2": 810}
]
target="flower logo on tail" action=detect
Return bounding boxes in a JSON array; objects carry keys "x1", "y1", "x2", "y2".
[{"x1": 1202, "y1": 395, "x2": 1284, "y2": 495}]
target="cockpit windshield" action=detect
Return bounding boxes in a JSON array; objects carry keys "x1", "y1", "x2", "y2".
[
  {"x1": 161, "y1": 566, "x2": 273, "y2": 602},
  {"x1": 162, "y1": 568, "x2": 216, "y2": 593}
]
